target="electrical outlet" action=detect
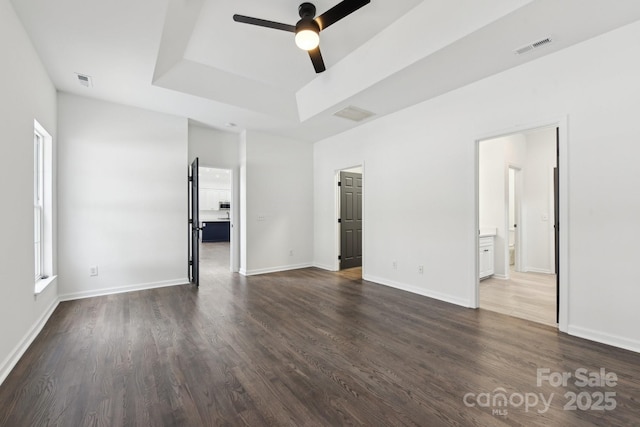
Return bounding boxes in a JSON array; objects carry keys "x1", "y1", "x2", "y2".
[
  {"x1": 90, "y1": 265, "x2": 98, "y2": 277},
  {"x1": 418, "y1": 265, "x2": 424, "y2": 274},
  {"x1": 392, "y1": 260, "x2": 397, "y2": 270}
]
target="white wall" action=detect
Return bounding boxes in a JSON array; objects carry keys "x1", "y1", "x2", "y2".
[
  {"x1": 314, "y1": 139, "x2": 368, "y2": 272},
  {"x1": 188, "y1": 124, "x2": 240, "y2": 169},
  {"x1": 523, "y1": 128, "x2": 557, "y2": 273},
  {"x1": 0, "y1": 0, "x2": 58, "y2": 384},
  {"x1": 314, "y1": 20, "x2": 640, "y2": 352},
  {"x1": 57, "y1": 94, "x2": 188, "y2": 298},
  {"x1": 241, "y1": 131, "x2": 314, "y2": 275}
]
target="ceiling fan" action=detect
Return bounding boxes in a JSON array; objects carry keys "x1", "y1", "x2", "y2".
[{"x1": 233, "y1": 1, "x2": 371, "y2": 73}]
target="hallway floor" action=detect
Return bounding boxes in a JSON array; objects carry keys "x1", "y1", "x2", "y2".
[{"x1": 480, "y1": 268, "x2": 557, "y2": 327}]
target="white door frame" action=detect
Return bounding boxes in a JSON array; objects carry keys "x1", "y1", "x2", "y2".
[{"x1": 473, "y1": 117, "x2": 569, "y2": 333}]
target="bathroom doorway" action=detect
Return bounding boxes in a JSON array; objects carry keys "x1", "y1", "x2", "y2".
[
  {"x1": 477, "y1": 126, "x2": 559, "y2": 326},
  {"x1": 508, "y1": 166, "x2": 522, "y2": 273}
]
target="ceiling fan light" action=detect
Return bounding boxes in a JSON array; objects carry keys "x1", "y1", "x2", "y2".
[
  {"x1": 295, "y1": 29, "x2": 319, "y2": 51},
  {"x1": 295, "y1": 18, "x2": 320, "y2": 51}
]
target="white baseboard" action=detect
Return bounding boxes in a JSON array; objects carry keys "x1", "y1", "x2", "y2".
[
  {"x1": 240, "y1": 263, "x2": 313, "y2": 276},
  {"x1": 0, "y1": 296, "x2": 59, "y2": 386},
  {"x1": 568, "y1": 325, "x2": 640, "y2": 354},
  {"x1": 525, "y1": 267, "x2": 554, "y2": 274},
  {"x1": 364, "y1": 274, "x2": 473, "y2": 308},
  {"x1": 312, "y1": 262, "x2": 335, "y2": 271},
  {"x1": 58, "y1": 278, "x2": 188, "y2": 301}
]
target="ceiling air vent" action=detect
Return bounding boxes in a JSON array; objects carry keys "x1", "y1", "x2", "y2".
[
  {"x1": 333, "y1": 106, "x2": 376, "y2": 122},
  {"x1": 76, "y1": 73, "x2": 93, "y2": 87},
  {"x1": 514, "y1": 37, "x2": 553, "y2": 55}
]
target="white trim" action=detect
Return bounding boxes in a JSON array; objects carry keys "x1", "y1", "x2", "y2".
[
  {"x1": 365, "y1": 275, "x2": 473, "y2": 308},
  {"x1": 34, "y1": 275, "x2": 57, "y2": 295},
  {"x1": 33, "y1": 119, "x2": 54, "y2": 288},
  {"x1": 312, "y1": 262, "x2": 335, "y2": 271},
  {"x1": 568, "y1": 325, "x2": 640, "y2": 354},
  {"x1": 58, "y1": 278, "x2": 188, "y2": 301},
  {"x1": 231, "y1": 166, "x2": 240, "y2": 273},
  {"x1": 557, "y1": 119, "x2": 569, "y2": 333},
  {"x1": 524, "y1": 267, "x2": 554, "y2": 274},
  {"x1": 0, "y1": 297, "x2": 59, "y2": 386},
  {"x1": 240, "y1": 263, "x2": 313, "y2": 276}
]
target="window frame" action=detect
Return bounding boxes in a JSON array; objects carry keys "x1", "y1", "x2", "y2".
[
  {"x1": 33, "y1": 119, "x2": 54, "y2": 293},
  {"x1": 34, "y1": 129, "x2": 45, "y2": 281}
]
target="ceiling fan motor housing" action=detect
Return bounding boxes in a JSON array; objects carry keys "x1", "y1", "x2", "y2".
[
  {"x1": 298, "y1": 3, "x2": 317, "y2": 19},
  {"x1": 296, "y1": 17, "x2": 320, "y2": 34}
]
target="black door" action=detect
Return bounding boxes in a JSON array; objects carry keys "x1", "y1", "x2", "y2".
[
  {"x1": 189, "y1": 158, "x2": 200, "y2": 286},
  {"x1": 340, "y1": 171, "x2": 362, "y2": 269},
  {"x1": 554, "y1": 128, "x2": 560, "y2": 322}
]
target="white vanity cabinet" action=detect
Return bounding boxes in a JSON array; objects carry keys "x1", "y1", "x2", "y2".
[{"x1": 479, "y1": 236, "x2": 495, "y2": 279}]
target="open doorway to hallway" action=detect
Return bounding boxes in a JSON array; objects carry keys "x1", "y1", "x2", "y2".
[
  {"x1": 199, "y1": 166, "x2": 233, "y2": 282},
  {"x1": 336, "y1": 166, "x2": 363, "y2": 279},
  {"x1": 478, "y1": 126, "x2": 558, "y2": 326}
]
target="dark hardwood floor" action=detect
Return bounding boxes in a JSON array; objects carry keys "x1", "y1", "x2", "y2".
[{"x1": 1, "y1": 243, "x2": 640, "y2": 426}]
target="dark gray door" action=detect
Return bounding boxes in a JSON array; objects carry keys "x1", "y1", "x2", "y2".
[
  {"x1": 554, "y1": 128, "x2": 560, "y2": 322},
  {"x1": 340, "y1": 171, "x2": 362, "y2": 269},
  {"x1": 189, "y1": 158, "x2": 200, "y2": 286}
]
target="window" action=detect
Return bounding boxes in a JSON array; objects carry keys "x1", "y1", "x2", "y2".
[
  {"x1": 33, "y1": 120, "x2": 53, "y2": 291},
  {"x1": 34, "y1": 128, "x2": 44, "y2": 280}
]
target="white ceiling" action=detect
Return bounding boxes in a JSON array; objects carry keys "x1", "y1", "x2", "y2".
[
  {"x1": 10, "y1": 0, "x2": 640, "y2": 142},
  {"x1": 199, "y1": 167, "x2": 231, "y2": 189},
  {"x1": 185, "y1": 0, "x2": 422, "y2": 90}
]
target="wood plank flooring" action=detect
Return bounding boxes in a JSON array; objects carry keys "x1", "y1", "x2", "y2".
[
  {"x1": 337, "y1": 267, "x2": 362, "y2": 281},
  {"x1": 480, "y1": 269, "x2": 556, "y2": 326},
  {"x1": 1, "y1": 245, "x2": 640, "y2": 425}
]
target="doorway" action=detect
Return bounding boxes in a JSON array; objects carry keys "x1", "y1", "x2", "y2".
[
  {"x1": 198, "y1": 165, "x2": 236, "y2": 284},
  {"x1": 337, "y1": 166, "x2": 363, "y2": 278},
  {"x1": 477, "y1": 126, "x2": 559, "y2": 327},
  {"x1": 508, "y1": 166, "x2": 522, "y2": 273}
]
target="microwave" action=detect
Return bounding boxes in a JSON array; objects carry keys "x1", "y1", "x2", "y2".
[{"x1": 219, "y1": 201, "x2": 230, "y2": 210}]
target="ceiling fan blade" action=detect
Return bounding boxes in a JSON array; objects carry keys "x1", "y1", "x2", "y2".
[
  {"x1": 233, "y1": 14, "x2": 296, "y2": 32},
  {"x1": 315, "y1": 0, "x2": 370, "y2": 31},
  {"x1": 308, "y1": 46, "x2": 326, "y2": 73}
]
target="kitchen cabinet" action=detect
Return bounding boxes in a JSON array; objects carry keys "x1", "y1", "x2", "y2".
[
  {"x1": 199, "y1": 188, "x2": 231, "y2": 211},
  {"x1": 202, "y1": 221, "x2": 230, "y2": 242},
  {"x1": 200, "y1": 189, "x2": 216, "y2": 211},
  {"x1": 479, "y1": 236, "x2": 495, "y2": 279}
]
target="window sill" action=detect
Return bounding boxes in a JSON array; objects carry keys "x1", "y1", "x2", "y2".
[{"x1": 34, "y1": 275, "x2": 57, "y2": 295}]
